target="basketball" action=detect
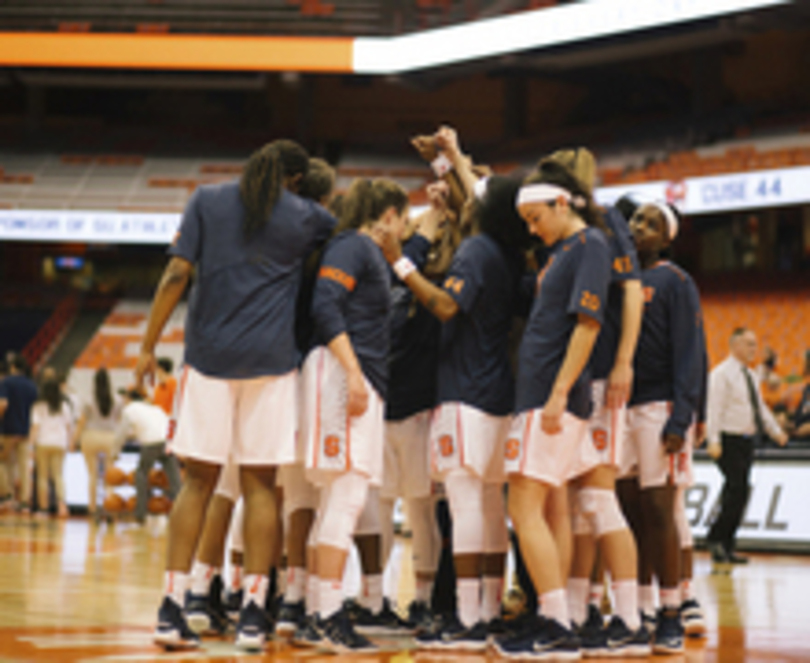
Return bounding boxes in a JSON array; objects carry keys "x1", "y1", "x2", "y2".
[
  {"x1": 124, "y1": 495, "x2": 137, "y2": 512},
  {"x1": 147, "y1": 495, "x2": 172, "y2": 515},
  {"x1": 102, "y1": 493, "x2": 125, "y2": 513},
  {"x1": 104, "y1": 466, "x2": 127, "y2": 487},
  {"x1": 148, "y1": 468, "x2": 168, "y2": 490},
  {"x1": 124, "y1": 471, "x2": 136, "y2": 486}
]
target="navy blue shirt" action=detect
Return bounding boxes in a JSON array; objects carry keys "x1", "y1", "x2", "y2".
[
  {"x1": 590, "y1": 207, "x2": 641, "y2": 380},
  {"x1": 516, "y1": 228, "x2": 612, "y2": 419},
  {"x1": 0, "y1": 374, "x2": 38, "y2": 435},
  {"x1": 170, "y1": 182, "x2": 336, "y2": 379},
  {"x1": 437, "y1": 234, "x2": 522, "y2": 417},
  {"x1": 387, "y1": 235, "x2": 441, "y2": 421},
  {"x1": 629, "y1": 261, "x2": 705, "y2": 439},
  {"x1": 312, "y1": 230, "x2": 391, "y2": 399}
]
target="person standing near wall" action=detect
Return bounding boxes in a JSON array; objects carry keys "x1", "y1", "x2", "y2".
[{"x1": 705, "y1": 328, "x2": 788, "y2": 564}]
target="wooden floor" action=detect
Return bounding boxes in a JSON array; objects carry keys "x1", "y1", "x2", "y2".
[{"x1": 1, "y1": 515, "x2": 810, "y2": 662}]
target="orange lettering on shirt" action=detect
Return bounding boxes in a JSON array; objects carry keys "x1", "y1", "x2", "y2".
[
  {"x1": 580, "y1": 290, "x2": 601, "y2": 312},
  {"x1": 592, "y1": 429, "x2": 608, "y2": 451},
  {"x1": 613, "y1": 256, "x2": 632, "y2": 274},
  {"x1": 438, "y1": 434, "x2": 454, "y2": 457},
  {"x1": 505, "y1": 438, "x2": 521, "y2": 460},
  {"x1": 643, "y1": 286, "x2": 655, "y2": 303},
  {"x1": 443, "y1": 277, "x2": 464, "y2": 295},
  {"x1": 323, "y1": 435, "x2": 341, "y2": 458},
  {"x1": 319, "y1": 266, "x2": 356, "y2": 291}
]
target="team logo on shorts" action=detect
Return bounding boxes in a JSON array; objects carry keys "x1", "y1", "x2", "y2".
[
  {"x1": 438, "y1": 434, "x2": 454, "y2": 457},
  {"x1": 592, "y1": 428, "x2": 608, "y2": 451},
  {"x1": 505, "y1": 438, "x2": 521, "y2": 460},
  {"x1": 323, "y1": 435, "x2": 341, "y2": 458}
]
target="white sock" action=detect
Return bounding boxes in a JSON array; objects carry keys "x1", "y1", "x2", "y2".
[
  {"x1": 639, "y1": 584, "x2": 656, "y2": 615},
  {"x1": 613, "y1": 579, "x2": 640, "y2": 630},
  {"x1": 681, "y1": 578, "x2": 695, "y2": 603},
  {"x1": 285, "y1": 567, "x2": 307, "y2": 604},
  {"x1": 415, "y1": 577, "x2": 433, "y2": 604},
  {"x1": 457, "y1": 578, "x2": 481, "y2": 628},
  {"x1": 589, "y1": 582, "x2": 605, "y2": 607},
  {"x1": 567, "y1": 578, "x2": 589, "y2": 627},
  {"x1": 189, "y1": 561, "x2": 218, "y2": 596},
  {"x1": 540, "y1": 588, "x2": 569, "y2": 626},
  {"x1": 660, "y1": 587, "x2": 680, "y2": 610},
  {"x1": 306, "y1": 573, "x2": 319, "y2": 616},
  {"x1": 319, "y1": 579, "x2": 343, "y2": 619},
  {"x1": 360, "y1": 574, "x2": 383, "y2": 614},
  {"x1": 243, "y1": 574, "x2": 269, "y2": 608},
  {"x1": 277, "y1": 567, "x2": 287, "y2": 598},
  {"x1": 164, "y1": 571, "x2": 188, "y2": 607},
  {"x1": 481, "y1": 576, "x2": 503, "y2": 621},
  {"x1": 230, "y1": 564, "x2": 243, "y2": 594}
]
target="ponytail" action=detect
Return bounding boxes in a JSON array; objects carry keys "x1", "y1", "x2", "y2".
[
  {"x1": 240, "y1": 139, "x2": 309, "y2": 238},
  {"x1": 336, "y1": 178, "x2": 409, "y2": 234}
]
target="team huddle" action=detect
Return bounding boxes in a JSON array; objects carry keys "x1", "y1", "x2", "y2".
[{"x1": 136, "y1": 127, "x2": 707, "y2": 660}]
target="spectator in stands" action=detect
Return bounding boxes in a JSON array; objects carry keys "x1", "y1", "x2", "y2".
[
  {"x1": 152, "y1": 358, "x2": 177, "y2": 417},
  {"x1": 73, "y1": 368, "x2": 122, "y2": 515},
  {"x1": 705, "y1": 328, "x2": 788, "y2": 564},
  {"x1": 0, "y1": 354, "x2": 39, "y2": 513},
  {"x1": 30, "y1": 377, "x2": 74, "y2": 518},
  {"x1": 115, "y1": 388, "x2": 180, "y2": 525}
]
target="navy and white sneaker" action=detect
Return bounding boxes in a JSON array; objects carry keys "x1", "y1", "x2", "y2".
[
  {"x1": 224, "y1": 588, "x2": 243, "y2": 622},
  {"x1": 276, "y1": 600, "x2": 305, "y2": 636},
  {"x1": 681, "y1": 598, "x2": 707, "y2": 637},
  {"x1": 604, "y1": 615, "x2": 651, "y2": 657},
  {"x1": 641, "y1": 609, "x2": 657, "y2": 633},
  {"x1": 184, "y1": 584, "x2": 229, "y2": 635},
  {"x1": 495, "y1": 617, "x2": 581, "y2": 660},
  {"x1": 653, "y1": 607, "x2": 684, "y2": 654},
  {"x1": 320, "y1": 608, "x2": 379, "y2": 654},
  {"x1": 153, "y1": 597, "x2": 200, "y2": 650},
  {"x1": 292, "y1": 614, "x2": 326, "y2": 648},
  {"x1": 492, "y1": 611, "x2": 545, "y2": 644},
  {"x1": 235, "y1": 600, "x2": 272, "y2": 652},
  {"x1": 406, "y1": 600, "x2": 434, "y2": 633},
  {"x1": 415, "y1": 613, "x2": 488, "y2": 651},
  {"x1": 577, "y1": 604, "x2": 606, "y2": 657},
  {"x1": 350, "y1": 597, "x2": 413, "y2": 635}
]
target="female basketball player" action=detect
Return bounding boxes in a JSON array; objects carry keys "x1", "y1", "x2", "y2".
[
  {"x1": 139, "y1": 140, "x2": 336, "y2": 652},
  {"x1": 617, "y1": 201, "x2": 706, "y2": 655},
  {"x1": 381, "y1": 175, "x2": 530, "y2": 652},
  {"x1": 299, "y1": 178, "x2": 409, "y2": 654}
]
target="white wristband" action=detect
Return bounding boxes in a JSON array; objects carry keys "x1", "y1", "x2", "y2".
[
  {"x1": 431, "y1": 153, "x2": 454, "y2": 177},
  {"x1": 393, "y1": 256, "x2": 417, "y2": 281}
]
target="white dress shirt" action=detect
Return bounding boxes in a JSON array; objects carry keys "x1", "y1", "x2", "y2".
[
  {"x1": 706, "y1": 355, "x2": 783, "y2": 446},
  {"x1": 115, "y1": 400, "x2": 169, "y2": 449}
]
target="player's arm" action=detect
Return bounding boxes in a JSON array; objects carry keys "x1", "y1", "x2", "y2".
[
  {"x1": 137, "y1": 257, "x2": 193, "y2": 388},
  {"x1": 607, "y1": 278, "x2": 643, "y2": 408}
]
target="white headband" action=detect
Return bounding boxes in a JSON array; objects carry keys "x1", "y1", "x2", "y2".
[
  {"x1": 650, "y1": 201, "x2": 679, "y2": 240},
  {"x1": 516, "y1": 183, "x2": 587, "y2": 210}
]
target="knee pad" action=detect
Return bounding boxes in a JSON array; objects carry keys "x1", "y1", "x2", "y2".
[
  {"x1": 407, "y1": 496, "x2": 439, "y2": 574},
  {"x1": 355, "y1": 486, "x2": 382, "y2": 536},
  {"x1": 227, "y1": 498, "x2": 245, "y2": 554},
  {"x1": 316, "y1": 471, "x2": 369, "y2": 552},
  {"x1": 281, "y1": 464, "x2": 319, "y2": 520},
  {"x1": 482, "y1": 483, "x2": 509, "y2": 555},
  {"x1": 445, "y1": 469, "x2": 485, "y2": 555},
  {"x1": 674, "y1": 487, "x2": 693, "y2": 549},
  {"x1": 578, "y1": 488, "x2": 628, "y2": 538},
  {"x1": 214, "y1": 458, "x2": 240, "y2": 502}
]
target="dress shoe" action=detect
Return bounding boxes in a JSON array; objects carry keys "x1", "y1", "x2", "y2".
[
  {"x1": 707, "y1": 541, "x2": 729, "y2": 563},
  {"x1": 726, "y1": 552, "x2": 749, "y2": 564}
]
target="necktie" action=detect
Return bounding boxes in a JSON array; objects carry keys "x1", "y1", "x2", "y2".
[{"x1": 742, "y1": 365, "x2": 765, "y2": 442}]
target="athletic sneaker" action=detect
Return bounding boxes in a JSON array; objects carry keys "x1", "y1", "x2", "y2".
[
  {"x1": 492, "y1": 611, "x2": 545, "y2": 644},
  {"x1": 350, "y1": 597, "x2": 413, "y2": 635},
  {"x1": 577, "y1": 604, "x2": 606, "y2": 657},
  {"x1": 153, "y1": 596, "x2": 200, "y2": 650},
  {"x1": 319, "y1": 608, "x2": 379, "y2": 654},
  {"x1": 653, "y1": 607, "x2": 684, "y2": 654},
  {"x1": 292, "y1": 614, "x2": 326, "y2": 648},
  {"x1": 224, "y1": 588, "x2": 243, "y2": 622},
  {"x1": 406, "y1": 600, "x2": 434, "y2": 632},
  {"x1": 641, "y1": 609, "x2": 657, "y2": 633},
  {"x1": 494, "y1": 617, "x2": 581, "y2": 660},
  {"x1": 276, "y1": 600, "x2": 305, "y2": 636},
  {"x1": 235, "y1": 600, "x2": 272, "y2": 652},
  {"x1": 184, "y1": 591, "x2": 226, "y2": 635},
  {"x1": 680, "y1": 598, "x2": 707, "y2": 637},
  {"x1": 603, "y1": 615, "x2": 651, "y2": 657},
  {"x1": 415, "y1": 613, "x2": 488, "y2": 651}
]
